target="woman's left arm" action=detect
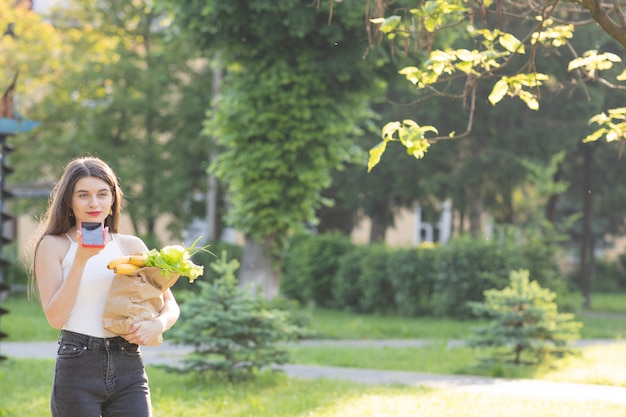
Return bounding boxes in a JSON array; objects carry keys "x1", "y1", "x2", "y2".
[
  {"x1": 156, "y1": 289, "x2": 180, "y2": 332},
  {"x1": 123, "y1": 289, "x2": 180, "y2": 346}
]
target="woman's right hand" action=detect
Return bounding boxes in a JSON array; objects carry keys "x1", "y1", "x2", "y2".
[{"x1": 74, "y1": 228, "x2": 105, "y2": 262}]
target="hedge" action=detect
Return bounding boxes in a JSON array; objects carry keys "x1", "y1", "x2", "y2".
[{"x1": 281, "y1": 233, "x2": 568, "y2": 319}]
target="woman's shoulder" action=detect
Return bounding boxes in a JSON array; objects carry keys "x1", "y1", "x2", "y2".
[
  {"x1": 38, "y1": 234, "x2": 72, "y2": 260},
  {"x1": 113, "y1": 233, "x2": 149, "y2": 255},
  {"x1": 39, "y1": 233, "x2": 72, "y2": 250}
]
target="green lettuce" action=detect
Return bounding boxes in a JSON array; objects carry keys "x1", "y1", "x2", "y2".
[{"x1": 145, "y1": 237, "x2": 212, "y2": 282}]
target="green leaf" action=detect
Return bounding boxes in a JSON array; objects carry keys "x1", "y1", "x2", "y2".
[
  {"x1": 519, "y1": 92, "x2": 539, "y2": 110},
  {"x1": 424, "y1": 16, "x2": 437, "y2": 32},
  {"x1": 456, "y1": 61, "x2": 474, "y2": 74},
  {"x1": 588, "y1": 112, "x2": 610, "y2": 125},
  {"x1": 381, "y1": 121, "x2": 401, "y2": 141},
  {"x1": 398, "y1": 66, "x2": 421, "y2": 85},
  {"x1": 429, "y1": 49, "x2": 454, "y2": 62},
  {"x1": 378, "y1": 15, "x2": 401, "y2": 34},
  {"x1": 407, "y1": 138, "x2": 431, "y2": 159},
  {"x1": 367, "y1": 141, "x2": 387, "y2": 172},
  {"x1": 606, "y1": 129, "x2": 622, "y2": 142},
  {"x1": 582, "y1": 129, "x2": 606, "y2": 143},
  {"x1": 499, "y1": 33, "x2": 524, "y2": 54},
  {"x1": 455, "y1": 49, "x2": 476, "y2": 62},
  {"x1": 488, "y1": 79, "x2": 509, "y2": 105}
]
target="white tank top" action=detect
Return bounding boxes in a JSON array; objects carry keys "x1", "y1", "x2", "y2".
[{"x1": 61, "y1": 234, "x2": 125, "y2": 338}]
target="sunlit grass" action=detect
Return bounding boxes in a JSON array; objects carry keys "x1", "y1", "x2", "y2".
[
  {"x1": 308, "y1": 390, "x2": 626, "y2": 417},
  {"x1": 538, "y1": 344, "x2": 626, "y2": 386},
  {"x1": 2, "y1": 359, "x2": 626, "y2": 417}
]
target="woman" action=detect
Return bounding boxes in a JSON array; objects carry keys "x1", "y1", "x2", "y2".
[{"x1": 32, "y1": 156, "x2": 179, "y2": 417}]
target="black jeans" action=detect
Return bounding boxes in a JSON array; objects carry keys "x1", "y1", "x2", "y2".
[{"x1": 51, "y1": 330, "x2": 152, "y2": 417}]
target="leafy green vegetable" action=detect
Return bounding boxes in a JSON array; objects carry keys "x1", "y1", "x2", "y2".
[{"x1": 145, "y1": 237, "x2": 213, "y2": 282}]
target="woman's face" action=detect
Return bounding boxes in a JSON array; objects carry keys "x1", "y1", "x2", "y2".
[{"x1": 70, "y1": 176, "x2": 114, "y2": 226}]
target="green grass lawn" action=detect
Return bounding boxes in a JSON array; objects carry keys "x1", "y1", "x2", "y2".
[
  {"x1": 5, "y1": 292, "x2": 626, "y2": 341},
  {"x1": 4, "y1": 292, "x2": 626, "y2": 383},
  {"x1": 587, "y1": 293, "x2": 626, "y2": 313},
  {"x1": 309, "y1": 304, "x2": 626, "y2": 341},
  {"x1": 3, "y1": 293, "x2": 626, "y2": 416},
  {"x1": 2, "y1": 359, "x2": 626, "y2": 417},
  {"x1": 2, "y1": 295, "x2": 59, "y2": 342}
]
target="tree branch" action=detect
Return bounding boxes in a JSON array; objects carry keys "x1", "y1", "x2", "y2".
[{"x1": 579, "y1": 0, "x2": 626, "y2": 48}]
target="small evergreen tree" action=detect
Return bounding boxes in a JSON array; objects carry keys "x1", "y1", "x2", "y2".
[
  {"x1": 469, "y1": 269, "x2": 582, "y2": 365},
  {"x1": 169, "y1": 252, "x2": 309, "y2": 381}
]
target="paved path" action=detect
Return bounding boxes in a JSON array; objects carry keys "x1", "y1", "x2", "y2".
[{"x1": 3, "y1": 340, "x2": 626, "y2": 405}]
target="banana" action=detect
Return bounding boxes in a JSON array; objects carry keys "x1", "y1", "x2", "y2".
[
  {"x1": 107, "y1": 254, "x2": 147, "y2": 270},
  {"x1": 113, "y1": 263, "x2": 142, "y2": 275},
  {"x1": 127, "y1": 254, "x2": 148, "y2": 267}
]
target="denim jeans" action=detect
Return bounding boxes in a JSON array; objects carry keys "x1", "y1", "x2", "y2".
[{"x1": 51, "y1": 330, "x2": 152, "y2": 417}]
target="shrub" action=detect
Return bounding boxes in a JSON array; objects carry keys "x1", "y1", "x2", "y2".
[
  {"x1": 281, "y1": 233, "x2": 572, "y2": 319},
  {"x1": 593, "y1": 256, "x2": 626, "y2": 293},
  {"x1": 434, "y1": 237, "x2": 516, "y2": 318},
  {"x1": 332, "y1": 245, "x2": 368, "y2": 311},
  {"x1": 281, "y1": 233, "x2": 354, "y2": 306},
  {"x1": 357, "y1": 244, "x2": 395, "y2": 314},
  {"x1": 170, "y1": 252, "x2": 308, "y2": 381},
  {"x1": 387, "y1": 247, "x2": 439, "y2": 316},
  {"x1": 468, "y1": 269, "x2": 582, "y2": 365}
]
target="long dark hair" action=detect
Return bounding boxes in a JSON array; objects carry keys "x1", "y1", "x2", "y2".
[{"x1": 31, "y1": 157, "x2": 124, "y2": 287}]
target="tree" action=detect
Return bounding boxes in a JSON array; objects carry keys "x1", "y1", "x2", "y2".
[
  {"x1": 0, "y1": 0, "x2": 64, "y2": 111},
  {"x1": 317, "y1": 66, "x2": 446, "y2": 242},
  {"x1": 169, "y1": 252, "x2": 307, "y2": 381},
  {"x1": 469, "y1": 269, "x2": 582, "y2": 365},
  {"x1": 359, "y1": 1, "x2": 626, "y2": 307},
  {"x1": 10, "y1": 0, "x2": 213, "y2": 246},
  {"x1": 366, "y1": 0, "x2": 626, "y2": 170},
  {"x1": 157, "y1": 0, "x2": 383, "y2": 298}
]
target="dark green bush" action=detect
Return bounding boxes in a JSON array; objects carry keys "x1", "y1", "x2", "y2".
[
  {"x1": 281, "y1": 233, "x2": 354, "y2": 307},
  {"x1": 280, "y1": 233, "x2": 312, "y2": 304},
  {"x1": 434, "y1": 236, "x2": 566, "y2": 318},
  {"x1": 388, "y1": 247, "x2": 439, "y2": 316},
  {"x1": 280, "y1": 232, "x2": 570, "y2": 319},
  {"x1": 358, "y1": 244, "x2": 395, "y2": 314},
  {"x1": 434, "y1": 237, "x2": 517, "y2": 318},
  {"x1": 332, "y1": 245, "x2": 368, "y2": 312},
  {"x1": 592, "y1": 256, "x2": 626, "y2": 293},
  {"x1": 518, "y1": 236, "x2": 566, "y2": 295}
]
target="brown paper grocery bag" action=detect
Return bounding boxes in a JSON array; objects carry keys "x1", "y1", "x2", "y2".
[{"x1": 103, "y1": 267, "x2": 180, "y2": 345}]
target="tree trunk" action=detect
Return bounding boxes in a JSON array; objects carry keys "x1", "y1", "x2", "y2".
[
  {"x1": 368, "y1": 201, "x2": 393, "y2": 243},
  {"x1": 238, "y1": 235, "x2": 281, "y2": 300},
  {"x1": 369, "y1": 218, "x2": 386, "y2": 243},
  {"x1": 206, "y1": 56, "x2": 222, "y2": 242},
  {"x1": 545, "y1": 165, "x2": 563, "y2": 224},
  {"x1": 468, "y1": 186, "x2": 483, "y2": 238},
  {"x1": 579, "y1": 144, "x2": 594, "y2": 309}
]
